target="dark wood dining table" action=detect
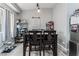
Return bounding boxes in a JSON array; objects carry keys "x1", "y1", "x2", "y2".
[{"x1": 23, "y1": 30, "x2": 57, "y2": 56}]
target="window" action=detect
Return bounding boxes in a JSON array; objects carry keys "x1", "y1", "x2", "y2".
[
  {"x1": 0, "y1": 7, "x2": 6, "y2": 47},
  {"x1": 10, "y1": 12, "x2": 14, "y2": 37},
  {"x1": 0, "y1": 7, "x2": 5, "y2": 32},
  {"x1": 0, "y1": 8, "x2": 3, "y2": 32}
]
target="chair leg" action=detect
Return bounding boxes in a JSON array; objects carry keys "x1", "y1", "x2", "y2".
[
  {"x1": 23, "y1": 41, "x2": 27, "y2": 56},
  {"x1": 43, "y1": 45, "x2": 45, "y2": 56},
  {"x1": 29, "y1": 44, "x2": 31, "y2": 56},
  {"x1": 39, "y1": 44, "x2": 41, "y2": 56},
  {"x1": 53, "y1": 46, "x2": 57, "y2": 56},
  {"x1": 23, "y1": 44, "x2": 26, "y2": 56},
  {"x1": 52, "y1": 45, "x2": 54, "y2": 56},
  {"x1": 35, "y1": 45, "x2": 36, "y2": 51},
  {"x1": 39, "y1": 47, "x2": 41, "y2": 56}
]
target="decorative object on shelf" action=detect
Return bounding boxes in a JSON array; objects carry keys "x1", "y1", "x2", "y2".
[{"x1": 46, "y1": 21, "x2": 54, "y2": 30}]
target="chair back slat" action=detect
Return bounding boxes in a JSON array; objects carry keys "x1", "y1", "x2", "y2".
[
  {"x1": 28, "y1": 31, "x2": 42, "y2": 42},
  {"x1": 43, "y1": 30, "x2": 56, "y2": 41}
]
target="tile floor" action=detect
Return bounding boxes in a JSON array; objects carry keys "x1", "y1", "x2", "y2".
[{"x1": 0, "y1": 43, "x2": 67, "y2": 56}]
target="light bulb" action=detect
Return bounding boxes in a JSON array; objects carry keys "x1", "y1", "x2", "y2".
[{"x1": 37, "y1": 9, "x2": 40, "y2": 13}]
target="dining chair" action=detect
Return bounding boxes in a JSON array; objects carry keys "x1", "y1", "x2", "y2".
[
  {"x1": 23, "y1": 33, "x2": 29, "y2": 56},
  {"x1": 28, "y1": 31, "x2": 42, "y2": 56},
  {"x1": 42, "y1": 31, "x2": 57, "y2": 56}
]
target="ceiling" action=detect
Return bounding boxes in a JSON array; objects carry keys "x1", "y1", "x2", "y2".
[{"x1": 16, "y1": 3, "x2": 56, "y2": 11}]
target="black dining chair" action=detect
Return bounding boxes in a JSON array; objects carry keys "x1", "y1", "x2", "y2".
[
  {"x1": 23, "y1": 33, "x2": 29, "y2": 56},
  {"x1": 28, "y1": 31, "x2": 42, "y2": 56},
  {"x1": 42, "y1": 31, "x2": 57, "y2": 56}
]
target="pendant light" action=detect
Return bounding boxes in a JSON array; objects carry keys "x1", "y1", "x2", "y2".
[{"x1": 37, "y1": 3, "x2": 40, "y2": 13}]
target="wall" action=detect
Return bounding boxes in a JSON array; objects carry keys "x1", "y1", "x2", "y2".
[
  {"x1": 52, "y1": 3, "x2": 70, "y2": 55},
  {"x1": 18, "y1": 8, "x2": 52, "y2": 30}
]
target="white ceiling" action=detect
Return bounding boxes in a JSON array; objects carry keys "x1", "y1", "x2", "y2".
[{"x1": 16, "y1": 3, "x2": 56, "y2": 11}]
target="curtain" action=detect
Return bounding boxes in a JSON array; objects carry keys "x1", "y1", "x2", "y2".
[{"x1": 0, "y1": 7, "x2": 6, "y2": 47}]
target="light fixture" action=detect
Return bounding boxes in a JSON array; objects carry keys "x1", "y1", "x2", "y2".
[
  {"x1": 37, "y1": 8, "x2": 40, "y2": 13},
  {"x1": 37, "y1": 3, "x2": 40, "y2": 13}
]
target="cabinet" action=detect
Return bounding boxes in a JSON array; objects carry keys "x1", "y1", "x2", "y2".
[
  {"x1": 69, "y1": 40, "x2": 79, "y2": 56},
  {"x1": 69, "y1": 41, "x2": 77, "y2": 56}
]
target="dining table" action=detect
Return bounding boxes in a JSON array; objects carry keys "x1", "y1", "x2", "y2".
[{"x1": 23, "y1": 30, "x2": 57, "y2": 56}]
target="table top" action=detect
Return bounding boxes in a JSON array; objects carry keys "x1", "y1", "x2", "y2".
[
  {"x1": 24, "y1": 30, "x2": 57, "y2": 36},
  {"x1": 25, "y1": 32, "x2": 57, "y2": 35}
]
